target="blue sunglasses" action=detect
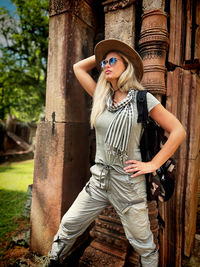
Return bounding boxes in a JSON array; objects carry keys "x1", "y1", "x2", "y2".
[{"x1": 100, "y1": 57, "x2": 118, "y2": 69}]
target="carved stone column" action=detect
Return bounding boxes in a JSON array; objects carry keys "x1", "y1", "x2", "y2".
[
  {"x1": 139, "y1": 7, "x2": 169, "y2": 99},
  {"x1": 30, "y1": 0, "x2": 95, "y2": 255}
]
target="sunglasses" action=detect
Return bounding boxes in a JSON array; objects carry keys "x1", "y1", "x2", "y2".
[{"x1": 100, "y1": 57, "x2": 118, "y2": 69}]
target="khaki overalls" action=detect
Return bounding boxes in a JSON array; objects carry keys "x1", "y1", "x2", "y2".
[{"x1": 49, "y1": 92, "x2": 159, "y2": 266}]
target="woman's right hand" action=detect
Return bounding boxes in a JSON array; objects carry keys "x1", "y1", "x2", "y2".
[
  {"x1": 124, "y1": 159, "x2": 158, "y2": 178},
  {"x1": 73, "y1": 55, "x2": 97, "y2": 97}
]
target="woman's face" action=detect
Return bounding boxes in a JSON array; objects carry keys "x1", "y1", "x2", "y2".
[{"x1": 101, "y1": 52, "x2": 126, "y2": 82}]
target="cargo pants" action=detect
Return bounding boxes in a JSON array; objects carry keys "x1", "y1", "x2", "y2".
[{"x1": 49, "y1": 163, "x2": 158, "y2": 267}]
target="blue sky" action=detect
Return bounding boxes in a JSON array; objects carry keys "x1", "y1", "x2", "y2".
[
  {"x1": 1, "y1": 0, "x2": 16, "y2": 15},
  {"x1": 0, "y1": 0, "x2": 17, "y2": 47}
]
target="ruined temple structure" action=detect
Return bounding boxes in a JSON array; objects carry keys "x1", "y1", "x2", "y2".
[{"x1": 30, "y1": 0, "x2": 200, "y2": 266}]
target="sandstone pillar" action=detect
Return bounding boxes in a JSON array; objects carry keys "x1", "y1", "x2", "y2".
[{"x1": 30, "y1": 0, "x2": 95, "y2": 255}]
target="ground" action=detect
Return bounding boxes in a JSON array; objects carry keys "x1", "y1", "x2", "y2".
[
  {"x1": 0, "y1": 218, "x2": 37, "y2": 266},
  {"x1": 1, "y1": 219, "x2": 200, "y2": 267}
]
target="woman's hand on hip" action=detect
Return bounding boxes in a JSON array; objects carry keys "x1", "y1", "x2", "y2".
[{"x1": 124, "y1": 160, "x2": 158, "y2": 178}]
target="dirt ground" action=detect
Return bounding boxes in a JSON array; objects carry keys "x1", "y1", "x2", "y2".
[{"x1": 0, "y1": 218, "x2": 47, "y2": 267}]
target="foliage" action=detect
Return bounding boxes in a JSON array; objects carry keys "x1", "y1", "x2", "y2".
[
  {"x1": 0, "y1": 0, "x2": 49, "y2": 122},
  {"x1": 0, "y1": 160, "x2": 34, "y2": 241}
]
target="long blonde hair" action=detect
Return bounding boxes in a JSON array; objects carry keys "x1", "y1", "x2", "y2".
[{"x1": 90, "y1": 52, "x2": 144, "y2": 128}]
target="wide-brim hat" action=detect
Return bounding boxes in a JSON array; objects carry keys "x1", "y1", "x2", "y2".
[{"x1": 94, "y1": 39, "x2": 144, "y2": 82}]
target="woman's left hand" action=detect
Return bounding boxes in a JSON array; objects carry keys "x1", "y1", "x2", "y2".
[{"x1": 124, "y1": 160, "x2": 158, "y2": 178}]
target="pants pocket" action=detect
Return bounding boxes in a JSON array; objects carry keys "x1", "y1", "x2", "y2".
[
  {"x1": 128, "y1": 177, "x2": 147, "y2": 200},
  {"x1": 121, "y1": 198, "x2": 145, "y2": 214},
  {"x1": 121, "y1": 201, "x2": 151, "y2": 240}
]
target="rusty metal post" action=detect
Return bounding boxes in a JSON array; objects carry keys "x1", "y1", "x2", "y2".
[{"x1": 30, "y1": 0, "x2": 96, "y2": 255}]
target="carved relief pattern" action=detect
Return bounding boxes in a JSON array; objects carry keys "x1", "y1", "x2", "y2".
[
  {"x1": 73, "y1": 0, "x2": 95, "y2": 28},
  {"x1": 49, "y1": 0, "x2": 71, "y2": 16},
  {"x1": 49, "y1": 0, "x2": 95, "y2": 28},
  {"x1": 103, "y1": 0, "x2": 136, "y2": 13},
  {"x1": 142, "y1": 0, "x2": 165, "y2": 11},
  {"x1": 139, "y1": 9, "x2": 169, "y2": 94},
  {"x1": 90, "y1": 206, "x2": 129, "y2": 251}
]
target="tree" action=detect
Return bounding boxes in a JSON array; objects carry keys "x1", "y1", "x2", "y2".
[{"x1": 0, "y1": 0, "x2": 49, "y2": 122}]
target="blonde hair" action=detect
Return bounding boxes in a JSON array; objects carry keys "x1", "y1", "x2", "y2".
[{"x1": 90, "y1": 52, "x2": 144, "y2": 128}]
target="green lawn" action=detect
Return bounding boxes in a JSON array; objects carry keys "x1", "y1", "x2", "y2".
[{"x1": 0, "y1": 160, "x2": 34, "y2": 241}]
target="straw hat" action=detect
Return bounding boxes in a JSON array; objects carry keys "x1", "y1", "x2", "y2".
[{"x1": 94, "y1": 39, "x2": 144, "y2": 82}]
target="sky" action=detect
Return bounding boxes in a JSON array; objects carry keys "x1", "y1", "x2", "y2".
[
  {"x1": 0, "y1": 0, "x2": 16, "y2": 15},
  {"x1": 0, "y1": 0, "x2": 17, "y2": 47}
]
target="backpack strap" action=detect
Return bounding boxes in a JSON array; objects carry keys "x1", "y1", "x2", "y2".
[
  {"x1": 136, "y1": 90, "x2": 148, "y2": 123},
  {"x1": 137, "y1": 90, "x2": 150, "y2": 158},
  {"x1": 136, "y1": 89, "x2": 166, "y2": 228}
]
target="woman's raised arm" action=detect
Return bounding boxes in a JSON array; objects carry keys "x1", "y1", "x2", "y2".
[{"x1": 73, "y1": 55, "x2": 97, "y2": 97}]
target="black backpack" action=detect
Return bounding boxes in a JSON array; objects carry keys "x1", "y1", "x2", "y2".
[{"x1": 137, "y1": 90, "x2": 176, "y2": 203}]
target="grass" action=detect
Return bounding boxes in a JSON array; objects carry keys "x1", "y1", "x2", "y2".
[{"x1": 0, "y1": 160, "x2": 34, "y2": 241}]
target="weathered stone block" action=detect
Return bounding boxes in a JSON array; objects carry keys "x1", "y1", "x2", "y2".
[
  {"x1": 105, "y1": 5, "x2": 136, "y2": 47},
  {"x1": 30, "y1": 121, "x2": 90, "y2": 254},
  {"x1": 142, "y1": 0, "x2": 165, "y2": 11},
  {"x1": 45, "y1": 11, "x2": 94, "y2": 123}
]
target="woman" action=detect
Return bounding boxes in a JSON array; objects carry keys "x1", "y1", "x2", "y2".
[{"x1": 48, "y1": 39, "x2": 186, "y2": 266}]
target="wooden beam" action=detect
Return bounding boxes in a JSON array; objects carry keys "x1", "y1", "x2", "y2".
[
  {"x1": 6, "y1": 131, "x2": 30, "y2": 151},
  {"x1": 194, "y1": 0, "x2": 200, "y2": 60},
  {"x1": 185, "y1": 0, "x2": 193, "y2": 60},
  {"x1": 184, "y1": 74, "x2": 200, "y2": 256},
  {"x1": 168, "y1": 0, "x2": 185, "y2": 66}
]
